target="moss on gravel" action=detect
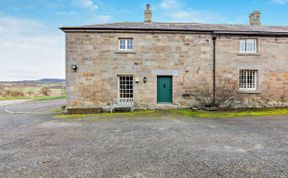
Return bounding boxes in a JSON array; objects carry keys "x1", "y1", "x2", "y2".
[
  {"x1": 55, "y1": 114, "x2": 94, "y2": 119},
  {"x1": 55, "y1": 110, "x2": 179, "y2": 122}
]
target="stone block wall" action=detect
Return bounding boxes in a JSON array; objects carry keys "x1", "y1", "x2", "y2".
[
  {"x1": 65, "y1": 31, "x2": 288, "y2": 110},
  {"x1": 216, "y1": 35, "x2": 288, "y2": 107},
  {"x1": 66, "y1": 32, "x2": 213, "y2": 109}
]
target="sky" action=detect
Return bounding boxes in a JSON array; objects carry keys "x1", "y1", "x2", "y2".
[{"x1": 0, "y1": 0, "x2": 288, "y2": 81}]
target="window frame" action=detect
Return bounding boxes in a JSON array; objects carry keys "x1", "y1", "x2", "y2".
[
  {"x1": 118, "y1": 75, "x2": 134, "y2": 103},
  {"x1": 239, "y1": 39, "x2": 257, "y2": 54},
  {"x1": 118, "y1": 38, "x2": 133, "y2": 51},
  {"x1": 239, "y1": 70, "x2": 258, "y2": 91}
]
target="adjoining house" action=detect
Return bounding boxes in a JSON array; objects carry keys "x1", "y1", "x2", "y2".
[{"x1": 60, "y1": 4, "x2": 288, "y2": 113}]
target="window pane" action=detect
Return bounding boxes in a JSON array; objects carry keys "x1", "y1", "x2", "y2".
[
  {"x1": 239, "y1": 70, "x2": 257, "y2": 90},
  {"x1": 119, "y1": 39, "x2": 126, "y2": 49},
  {"x1": 119, "y1": 76, "x2": 134, "y2": 99},
  {"x1": 240, "y1": 40, "x2": 246, "y2": 52},
  {"x1": 119, "y1": 39, "x2": 133, "y2": 50},
  {"x1": 240, "y1": 39, "x2": 257, "y2": 53},
  {"x1": 127, "y1": 39, "x2": 133, "y2": 50}
]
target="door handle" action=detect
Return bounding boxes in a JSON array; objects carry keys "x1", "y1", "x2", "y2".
[{"x1": 163, "y1": 84, "x2": 166, "y2": 88}]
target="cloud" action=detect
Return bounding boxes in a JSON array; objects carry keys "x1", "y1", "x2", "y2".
[
  {"x1": 156, "y1": 0, "x2": 228, "y2": 23},
  {"x1": 97, "y1": 15, "x2": 112, "y2": 22},
  {"x1": 72, "y1": 0, "x2": 98, "y2": 10},
  {"x1": 0, "y1": 16, "x2": 65, "y2": 81},
  {"x1": 0, "y1": 16, "x2": 45, "y2": 33},
  {"x1": 168, "y1": 10, "x2": 227, "y2": 23},
  {"x1": 271, "y1": 0, "x2": 288, "y2": 4},
  {"x1": 159, "y1": 0, "x2": 181, "y2": 10}
]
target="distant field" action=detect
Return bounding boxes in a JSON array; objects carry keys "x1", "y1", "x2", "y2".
[{"x1": 0, "y1": 82, "x2": 66, "y2": 100}]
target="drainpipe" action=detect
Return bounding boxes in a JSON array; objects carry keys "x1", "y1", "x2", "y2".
[{"x1": 212, "y1": 33, "x2": 217, "y2": 105}]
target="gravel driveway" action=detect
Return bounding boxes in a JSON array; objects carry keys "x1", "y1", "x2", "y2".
[{"x1": 0, "y1": 99, "x2": 287, "y2": 177}]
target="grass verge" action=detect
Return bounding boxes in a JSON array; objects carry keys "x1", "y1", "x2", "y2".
[
  {"x1": 55, "y1": 107, "x2": 288, "y2": 120},
  {"x1": 0, "y1": 95, "x2": 66, "y2": 101},
  {"x1": 31, "y1": 95, "x2": 66, "y2": 101},
  {"x1": 0, "y1": 96, "x2": 29, "y2": 100},
  {"x1": 172, "y1": 108, "x2": 288, "y2": 119}
]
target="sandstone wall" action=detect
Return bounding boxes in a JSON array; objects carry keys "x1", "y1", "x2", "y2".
[
  {"x1": 216, "y1": 35, "x2": 288, "y2": 107},
  {"x1": 65, "y1": 32, "x2": 288, "y2": 109},
  {"x1": 66, "y1": 32, "x2": 213, "y2": 109}
]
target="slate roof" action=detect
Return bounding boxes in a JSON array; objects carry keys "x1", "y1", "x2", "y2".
[{"x1": 60, "y1": 22, "x2": 288, "y2": 35}]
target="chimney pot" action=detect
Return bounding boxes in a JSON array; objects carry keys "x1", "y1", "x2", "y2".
[
  {"x1": 144, "y1": 4, "x2": 152, "y2": 23},
  {"x1": 249, "y1": 11, "x2": 261, "y2": 26}
]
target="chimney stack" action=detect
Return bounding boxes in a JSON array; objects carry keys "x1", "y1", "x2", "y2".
[
  {"x1": 144, "y1": 4, "x2": 152, "y2": 23},
  {"x1": 249, "y1": 11, "x2": 261, "y2": 26}
]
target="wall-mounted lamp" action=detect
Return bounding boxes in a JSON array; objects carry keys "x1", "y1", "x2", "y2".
[
  {"x1": 143, "y1": 76, "x2": 147, "y2": 83},
  {"x1": 135, "y1": 78, "x2": 140, "y2": 83},
  {"x1": 71, "y1": 64, "x2": 78, "y2": 72}
]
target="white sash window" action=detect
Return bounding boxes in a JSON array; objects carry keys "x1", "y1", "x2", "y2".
[
  {"x1": 118, "y1": 76, "x2": 134, "y2": 103},
  {"x1": 239, "y1": 39, "x2": 257, "y2": 53},
  {"x1": 239, "y1": 70, "x2": 258, "y2": 90},
  {"x1": 119, "y1": 39, "x2": 133, "y2": 51}
]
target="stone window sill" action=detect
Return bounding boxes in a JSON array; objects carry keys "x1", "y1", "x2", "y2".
[
  {"x1": 238, "y1": 89, "x2": 261, "y2": 94},
  {"x1": 115, "y1": 51, "x2": 136, "y2": 54},
  {"x1": 237, "y1": 53, "x2": 260, "y2": 56}
]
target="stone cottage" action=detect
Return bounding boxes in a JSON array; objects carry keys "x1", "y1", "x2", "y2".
[{"x1": 60, "y1": 4, "x2": 288, "y2": 113}]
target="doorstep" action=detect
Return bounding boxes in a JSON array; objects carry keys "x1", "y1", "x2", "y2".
[{"x1": 157, "y1": 103, "x2": 178, "y2": 110}]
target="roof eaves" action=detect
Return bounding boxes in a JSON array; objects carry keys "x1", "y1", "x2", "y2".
[
  {"x1": 60, "y1": 26, "x2": 215, "y2": 32},
  {"x1": 214, "y1": 30, "x2": 288, "y2": 36},
  {"x1": 59, "y1": 27, "x2": 288, "y2": 36}
]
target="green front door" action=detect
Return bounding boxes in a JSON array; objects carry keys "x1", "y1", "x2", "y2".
[{"x1": 157, "y1": 76, "x2": 172, "y2": 103}]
